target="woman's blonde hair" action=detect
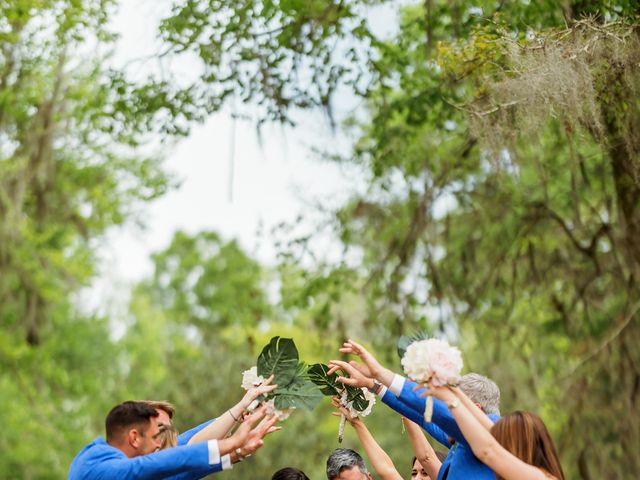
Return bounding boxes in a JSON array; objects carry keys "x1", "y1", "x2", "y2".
[{"x1": 157, "y1": 423, "x2": 179, "y2": 449}]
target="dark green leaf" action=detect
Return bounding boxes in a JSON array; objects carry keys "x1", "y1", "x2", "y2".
[
  {"x1": 397, "y1": 331, "x2": 429, "y2": 359},
  {"x1": 345, "y1": 385, "x2": 369, "y2": 412},
  {"x1": 274, "y1": 363, "x2": 323, "y2": 411},
  {"x1": 307, "y1": 363, "x2": 342, "y2": 396},
  {"x1": 257, "y1": 336, "x2": 300, "y2": 387}
]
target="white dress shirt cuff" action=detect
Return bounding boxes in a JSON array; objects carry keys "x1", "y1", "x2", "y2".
[
  {"x1": 207, "y1": 440, "x2": 221, "y2": 465},
  {"x1": 389, "y1": 374, "x2": 406, "y2": 396},
  {"x1": 221, "y1": 454, "x2": 233, "y2": 470},
  {"x1": 377, "y1": 385, "x2": 388, "y2": 398}
]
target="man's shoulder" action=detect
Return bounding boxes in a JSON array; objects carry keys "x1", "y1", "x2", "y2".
[
  {"x1": 69, "y1": 437, "x2": 125, "y2": 479},
  {"x1": 77, "y1": 437, "x2": 123, "y2": 459}
]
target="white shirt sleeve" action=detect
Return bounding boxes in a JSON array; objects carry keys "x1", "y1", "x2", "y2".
[
  {"x1": 377, "y1": 385, "x2": 388, "y2": 398},
  {"x1": 389, "y1": 374, "x2": 406, "y2": 396},
  {"x1": 221, "y1": 454, "x2": 233, "y2": 470},
  {"x1": 207, "y1": 440, "x2": 221, "y2": 465}
]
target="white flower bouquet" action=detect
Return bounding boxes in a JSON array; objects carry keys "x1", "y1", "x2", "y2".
[
  {"x1": 337, "y1": 388, "x2": 376, "y2": 442},
  {"x1": 401, "y1": 338, "x2": 463, "y2": 421}
]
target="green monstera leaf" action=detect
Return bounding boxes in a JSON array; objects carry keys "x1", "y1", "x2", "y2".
[
  {"x1": 397, "y1": 330, "x2": 429, "y2": 360},
  {"x1": 254, "y1": 337, "x2": 322, "y2": 411},
  {"x1": 307, "y1": 363, "x2": 370, "y2": 412},
  {"x1": 257, "y1": 336, "x2": 300, "y2": 387},
  {"x1": 345, "y1": 385, "x2": 369, "y2": 412},
  {"x1": 274, "y1": 363, "x2": 323, "y2": 410},
  {"x1": 307, "y1": 363, "x2": 342, "y2": 395}
]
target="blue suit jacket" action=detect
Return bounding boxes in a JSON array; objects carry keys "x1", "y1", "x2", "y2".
[
  {"x1": 177, "y1": 420, "x2": 214, "y2": 446},
  {"x1": 68, "y1": 434, "x2": 223, "y2": 480},
  {"x1": 382, "y1": 379, "x2": 500, "y2": 480},
  {"x1": 168, "y1": 420, "x2": 220, "y2": 480}
]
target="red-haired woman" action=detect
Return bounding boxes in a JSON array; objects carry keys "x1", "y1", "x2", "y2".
[{"x1": 424, "y1": 385, "x2": 564, "y2": 480}]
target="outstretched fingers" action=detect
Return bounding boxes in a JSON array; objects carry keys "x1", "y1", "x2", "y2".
[
  {"x1": 255, "y1": 415, "x2": 279, "y2": 438},
  {"x1": 331, "y1": 396, "x2": 355, "y2": 423},
  {"x1": 328, "y1": 360, "x2": 369, "y2": 387},
  {"x1": 244, "y1": 404, "x2": 268, "y2": 428},
  {"x1": 252, "y1": 383, "x2": 278, "y2": 396}
]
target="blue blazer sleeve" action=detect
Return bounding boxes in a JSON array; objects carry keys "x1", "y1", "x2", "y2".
[
  {"x1": 178, "y1": 419, "x2": 215, "y2": 446},
  {"x1": 164, "y1": 465, "x2": 223, "y2": 480},
  {"x1": 75, "y1": 442, "x2": 223, "y2": 480},
  {"x1": 381, "y1": 389, "x2": 450, "y2": 447},
  {"x1": 397, "y1": 380, "x2": 499, "y2": 446}
]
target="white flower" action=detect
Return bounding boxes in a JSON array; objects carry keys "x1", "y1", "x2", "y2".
[
  {"x1": 264, "y1": 398, "x2": 295, "y2": 420},
  {"x1": 241, "y1": 366, "x2": 265, "y2": 390},
  {"x1": 401, "y1": 338, "x2": 463, "y2": 386}
]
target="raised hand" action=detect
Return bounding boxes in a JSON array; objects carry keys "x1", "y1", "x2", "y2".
[
  {"x1": 238, "y1": 374, "x2": 277, "y2": 410},
  {"x1": 339, "y1": 339, "x2": 395, "y2": 386},
  {"x1": 228, "y1": 405, "x2": 280, "y2": 458},
  {"x1": 327, "y1": 359, "x2": 375, "y2": 389},
  {"x1": 331, "y1": 396, "x2": 360, "y2": 426},
  {"x1": 415, "y1": 380, "x2": 456, "y2": 403}
]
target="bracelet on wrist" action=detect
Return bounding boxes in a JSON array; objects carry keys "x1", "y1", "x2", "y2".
[
  {"x1": 367, "y1": 379, "x2": 383, "y2": 395},
  {"x1": 447, "y1": 398, "x2": 460, "y2": 410},
  {"x1": 228, "y1": 409, "x2": 240, "y2": 422}
]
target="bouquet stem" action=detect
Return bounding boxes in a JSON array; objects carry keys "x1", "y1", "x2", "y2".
[
  {"x1": 338, "y1": 414, "x2": 346, "y2": 443},
  {"x1": 424, "y1": 396, "x2": 433, "y2": 422}
]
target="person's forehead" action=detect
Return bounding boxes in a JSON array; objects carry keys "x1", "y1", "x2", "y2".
[
  {"x1": 144, "y1": 416, "x2": 162, "y2": 438},
  {"x1": 155, "y1": 409, "x2": 172, "y2": 426},
  {"x1": 337, "y1": 467, "x2": 368, "y2": 480}
]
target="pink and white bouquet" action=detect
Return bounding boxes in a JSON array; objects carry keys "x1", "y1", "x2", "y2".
[{"x1": 400, "y1": 338, "x2": 463, "y2": 420}]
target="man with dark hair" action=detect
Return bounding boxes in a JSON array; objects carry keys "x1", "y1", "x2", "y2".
[
  {"x1": 104, "y1": 401, "x2": 165, "y2": 456},
  {"x1": 326, "y1": 448, "x2": 373, "y2": 480},
  {"x1": 271, "y1": 467, "x2": 311, "y2": 480},
  {"x1": 68, "y1": 401, "x2": 276, "y2": 480}
]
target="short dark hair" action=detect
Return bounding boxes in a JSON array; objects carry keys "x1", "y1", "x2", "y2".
[
  {"x1": 105, "y1": 401, "x2": 159, "y2": 443},
  {"x1": 327, "y1": 448, "x2": 368, "y2": 479},
  {"x1": 271, "y1": 467, "x2": 310, "y2": 480}
]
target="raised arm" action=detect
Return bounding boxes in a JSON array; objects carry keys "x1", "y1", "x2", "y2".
[
  {"x1": 187, "y1": 376, "x2": 276, "y2": 445},
  {"x1": 427, "y1": 386, "x2": 553, "y2": 480},
  {"x1": 402, "y1": 417, "x2": 442, "y2": 480},
  {"x1": 380, "y1": 388, "x2": 450, "y2": 448},
  {"x1": 166, "y1": 405, "x2": 280, "y2": 480},
  {"x1": 83, "y1": 442, "x2": 225, "y2": 480},
  {"x1": 332, "y1": 398, "x2": 401, "y2": 480},
  {"x1": 328, "y1": 359, "x2": 451, "y2": 448},
  {"x1": 338, "y1": 339, "x2": 396, "y2": 387}
]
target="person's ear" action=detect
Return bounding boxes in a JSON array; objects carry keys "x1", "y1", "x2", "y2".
[
  {"x1": 475, "y1": 402, "x2": 484, "y2": 412},
  {"x1": 128, "y1": 428, "x2": 141, "y2": 449}
]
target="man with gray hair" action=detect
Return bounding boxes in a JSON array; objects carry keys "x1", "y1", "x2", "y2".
[
  {"x1": 326, "y1": 448, "x2": 372, "y2": 480},
  {"x1": 329, "y1": 340, "x2": 501, "y2": 480},
  {"x1": 458, "y1": 373, "x2": 500, "y2": 416}
]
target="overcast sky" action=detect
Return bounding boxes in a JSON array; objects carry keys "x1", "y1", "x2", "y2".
[{"x1": 82, "y1": 1, "x2": 399, "y2": 313}]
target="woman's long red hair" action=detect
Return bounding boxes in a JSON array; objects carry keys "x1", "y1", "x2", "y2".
[{"x1": 490, "y1": 411, "x2": 565, "y2": 480}]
